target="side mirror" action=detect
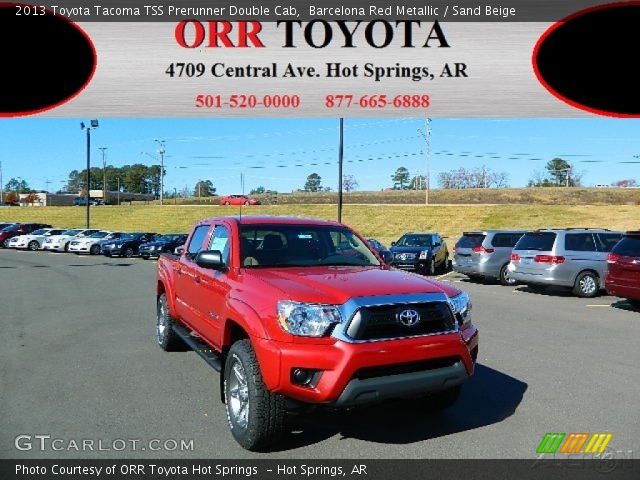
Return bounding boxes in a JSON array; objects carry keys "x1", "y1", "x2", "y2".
[
  {"x1": 391, "y1": 241, "x2": 396, "y2": 247},
  {"x1": 174, "y1": 246, "x2": 184, "y2": 255},
  {"x1": 195, "y1": 250, "x2": 225, "y2": 270},
  {"x1": 434, "y1": 242, "x2": 441, "y2": 247},
  {"x1": 381, "y1": 251, "x2": 393, "y2": 264}
]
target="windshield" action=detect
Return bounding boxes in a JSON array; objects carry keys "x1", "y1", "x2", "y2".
[
  {"x1": 88, "y1": 231, "x2": 110, "y2": 238},
  {"x1": 515, "y1": 232, "x2": 557, "y2": 251},
  {"x1": 395, "y1": 234, "x2": 433, "y2": 247},
  {"x1": 31, "y1": 229, "x2": 50, "y2": 235},
  {"x1": 612, "y1": 236, "x2": 640, "y2": 257},
  {"x1": 456, "y1": 234, "x2": 485, "y2": 249},
  {"x1": 1, "y1": 224, "x2": 19, "y2": 232},
  {"x1": 240, "y1": 225, "x2": 380, "y2": 268},
  {"x1": 61, "y1": 229, "x2": 83, "y2": 236}
]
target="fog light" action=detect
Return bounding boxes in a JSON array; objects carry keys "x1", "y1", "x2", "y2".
[{"x1": 291, "y1": 368, "x2": 320, "y2": 387}]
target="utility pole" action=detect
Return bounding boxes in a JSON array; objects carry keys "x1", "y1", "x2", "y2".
[
  {"x1": 98, "y1": 147, "x2": 108, "y2": 204},
  {"x1": 80, "y1": 120, "x2": 99, "y2": 228},
  {"x1": 418, "y1": 118, "x2": 432, "y2": 204},
  {"x1": 338, "y1": 118, "x2": 344, "y2": 223},
  {"x1": 155, "y1": 139, "x2": 166, "y2": 205},
  {"x1": 117, "y1": 177, "x2": 121, "y2": 205},
  {"x1": 0, "y1": 160, "x2": 3, "y2": 204}
]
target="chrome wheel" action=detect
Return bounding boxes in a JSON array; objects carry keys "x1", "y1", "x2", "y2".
[
  {"x1": 501, "y1": 265, "x2": 516, "y2": 286},
  {"x1": 156, "y1": 300, "x2": 167, "y2": 344},
  {"x1": 227, "y1": 356, "x2": 250, "y2": 430},
  {"x1": 580, "y1": 275, "x2": 597, "y2": 296}
]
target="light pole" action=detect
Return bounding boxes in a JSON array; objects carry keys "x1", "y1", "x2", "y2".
[
  {"x1": 80, "y1": 120, "x2": 99, "y2": 228},
  {"x1": 155, "y1": 139, "x2": 166, "y2": 205},
  {"x1": 0, "y1": 160, "x2": 3, "y2": 204},
  {"x1": 117, "y1": 177, "x2": 121, "y2": 205},
  {"x1": 98, "y1": 146, "x2": 108, "y2": 203},
  {"x1": 418, "y1": 118, "x2": 432, "y2": 205},
  {"x1": 338, "y1": 118, "x2": 344, "y2": 223}
]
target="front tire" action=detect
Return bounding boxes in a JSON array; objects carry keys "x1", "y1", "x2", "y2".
[
  {"x1": 156, "y1": 294, "x2": 182, "y2": 351},
  {"x1": 123, "y1": 247, "x2": 134, "y2": 258},
  {"x1": 63, "y1": 242, "x2": 70, "y2": 252},
  {"x1": 90, "y1": 244, "x2": 100, "y2": 255},
  {"x1": 224, "y1": 339, "x2": 285, "y2": 451},
  {"x1": 499, "y1": 264, "x2": 517, "y2": 286},
  {"x1": 427, "y1": 258, "x2": 436, "y2": 276},
  {"x1": 28, "y1": 241, "x2": 39, "y2": 251},
  {"x1": 2, "y1": 238, "x2": 10, "y2": 248},
  {"x1": 573, "y1": 271, "x2": 599, "y2": 298}
]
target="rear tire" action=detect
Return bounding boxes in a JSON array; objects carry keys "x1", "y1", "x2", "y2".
[
  {"x1": 427, "y1": 258, "x2": 436, "y2": 276},
  {"x1": 89, "y1": 244, "x2": 100, "y2": 255},
  {"x1": 123, "y1": 247, "x2": 134, "y2": 258},
  {"x1": 2, "y1": 238, "x2": 10, "y2": 248},
  {"x1": 499, "y1": 264, "x2": 517, "y2": 286},
  {"x1": 28, "y1": 241, "x2": 39, "y2": 251},
  {"x1": 224, "y1": 339, "x2": 285, "y2": 451},
  {"x1": 63, "y1": 242, "x2": 70, "y2": 252},
  {"x1": 156, "y1": 294, "x2": 182, "y2": 351},
  {"x1": 573, "y1": 271, "x2": 599, "y2": 298}
]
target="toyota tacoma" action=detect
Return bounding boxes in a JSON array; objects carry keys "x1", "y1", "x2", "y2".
[{"x1": 156, "y1": 216, "x2": 478, "y2": 450}]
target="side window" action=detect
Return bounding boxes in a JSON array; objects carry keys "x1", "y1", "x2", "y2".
[
  {"x1": 186, "y1": 225, "x2": 210, "y2": 261},
  {"x1": 564, "y1": 233, "x2": 596, "y2": 252},
  {"x1": 209, "y1": 225, "x2": 231, "y2": 265},
  {"x1": 596, "y1": 233, "x2": 623, "y2": 252},
  {"x1": 491, "y1": 234, "x2": 509, "y2": 248}
]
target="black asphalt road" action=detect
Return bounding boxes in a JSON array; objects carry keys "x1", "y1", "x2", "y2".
[{"x1": 1, "y1": 249, "x2": 639, "y2": 459}]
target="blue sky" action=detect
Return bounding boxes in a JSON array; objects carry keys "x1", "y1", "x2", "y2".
[{"x1": 0, "y1": 118, "x2": 637, "y2": 194}]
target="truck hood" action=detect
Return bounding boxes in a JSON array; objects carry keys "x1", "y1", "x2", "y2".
[{"x1": 246, "y1": 266, "x2": 460, "y2": 304}]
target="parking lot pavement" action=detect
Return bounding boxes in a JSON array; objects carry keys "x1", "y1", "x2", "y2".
[{"x1": 1, "y1": 249, "x2": 639, "y2": 459}]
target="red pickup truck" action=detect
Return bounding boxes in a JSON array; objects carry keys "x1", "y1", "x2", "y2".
[{"x1": 156, "y1": 216, "x2": 478, "y2": 450}]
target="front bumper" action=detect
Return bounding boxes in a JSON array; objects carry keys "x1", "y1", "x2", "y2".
[
  {"x1": 68, "y1": 244, "x2": 91, "y2": 253},
  {"x1": 43, "y1": 243, "x2": 65, "y2": 251},
  {"x1": 8, "y1": 240, "x2": 27, "y2": 249},
  {"x1": 389, "y1": 260, "x2": 428, "y2": 273},
  {"x1": 254, "y1": 327, "x2": 478, "y2": 406}
]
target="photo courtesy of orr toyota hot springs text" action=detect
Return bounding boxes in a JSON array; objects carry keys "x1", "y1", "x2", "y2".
[{"x1": 1, "y1": 2, "x2": 639, "y2": 480}]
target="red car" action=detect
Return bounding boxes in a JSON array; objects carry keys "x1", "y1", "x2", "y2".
[
  {"x1": 0, "y1": 223, "x2": 51, "y2": 248},
  {"x1": 157, "y1": 216, "x2": 478, "y2": 450},
  {"x1": 219, "y1": 194, "x2": 260, "y2": 206},
  {"x1": 605, "y1": 231, "x2": 640, "y2": 306}
]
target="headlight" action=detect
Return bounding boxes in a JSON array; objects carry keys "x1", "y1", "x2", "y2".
[
  {"x1": 277, "y1": 301, "x2": 342, "y2": 337},
  {"x1": 449, "y1": 292, "x2": 472, "y2": 326},
  {"x1": 419, "y1": 250, "x2": 429, "y2": 260}
]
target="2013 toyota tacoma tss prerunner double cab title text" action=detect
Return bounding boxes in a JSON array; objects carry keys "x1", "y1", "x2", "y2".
[{"x1": 156, "y1": 216, "x2": 478, "y2": 450}]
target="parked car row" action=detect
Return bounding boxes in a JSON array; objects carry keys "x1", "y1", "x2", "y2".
[
  {"x1": 450, "y1": 228, "x2": 640, "y2": 304},
  {"x1": 3, "y1": 221, "x2": 640, "y2": 305},
  {"x1": 0, "y1": 222, "x2": 187, "y2": 259}
]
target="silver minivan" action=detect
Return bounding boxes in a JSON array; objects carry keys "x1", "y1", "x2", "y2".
[
  {"x1": 453, "y1": 230, "x2": 527, "y2": 285},
  {"x1": 508, "y1": 228, "x2": 623, "y2": 297}
]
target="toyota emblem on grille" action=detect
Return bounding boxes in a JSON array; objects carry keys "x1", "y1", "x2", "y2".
[{"x1": 397, "y1": 309, "x2": 421, "y2": 326}]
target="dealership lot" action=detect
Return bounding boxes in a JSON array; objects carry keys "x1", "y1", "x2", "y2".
[{"x1": 1, "y1": 249, "x2": 639, "y2": 459}]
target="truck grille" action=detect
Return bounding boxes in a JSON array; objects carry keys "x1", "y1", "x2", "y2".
[{"x1": 345, "y1": 302, "x2": 456, "y2": 341}]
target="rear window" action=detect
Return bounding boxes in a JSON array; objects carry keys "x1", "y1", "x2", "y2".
[
  {"x1": 612, "y1": 236, "x2": 640, "y2": 257},
  {"x1": 515, "y1": 232, "x2": 556, "y2": 251},
  {"x1": 456, "y1": 234, "x2": 485, "y2": 248},
  {"x1": 491, "y1": 233, "x2": 524, "y2": 248},
  {"x1": 596, "y1": 233, "x2": 623, "y2": 252}
]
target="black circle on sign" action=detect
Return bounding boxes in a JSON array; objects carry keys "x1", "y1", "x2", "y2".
[
  {"x1": 533, "y1": 2, "x2": 640, "y2": 117},
  {"x1": 0, "y1": 3, "x2": 96, "y2": 117}
]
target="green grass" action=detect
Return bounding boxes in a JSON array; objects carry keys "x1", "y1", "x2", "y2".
[{"x1": 2, "y1": 203, "x2": 639, "y2": 246}]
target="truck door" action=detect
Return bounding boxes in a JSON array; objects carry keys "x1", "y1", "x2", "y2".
[
  {"x1": 191, "y1": 224, "x2": 233, "y2": 349},
  {"x1": 175, "y1": 224, "x2": 212, "y2": 331}
]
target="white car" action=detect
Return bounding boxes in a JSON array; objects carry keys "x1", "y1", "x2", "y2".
[
  {"x1": 8, "y1": 228, "x2": 67, "y2": 251},
  {"x1": 42, "y1": 228, "x2": 102, "y2": 252},
  {"x1": 68, "y1": 231, "x2": 124, "y2": 255}
]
